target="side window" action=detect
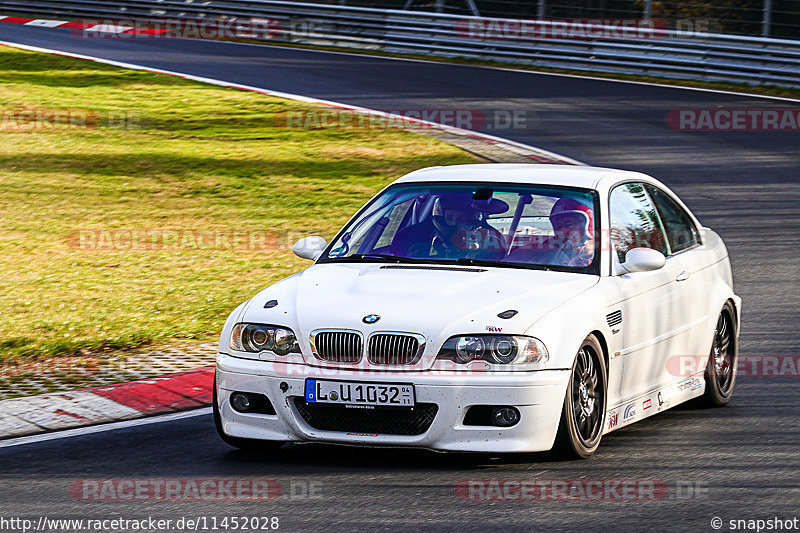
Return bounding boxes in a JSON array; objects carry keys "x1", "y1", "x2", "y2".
[
  {"x1": 609, "y1": 182, "x2": 669, "y2": 263},
  {"x1": 645, "y1": 185, "x2": 700, "y2": 254}
]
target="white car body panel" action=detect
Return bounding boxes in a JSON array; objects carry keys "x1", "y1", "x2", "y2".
[
  {"x1": 241, "y1": 264, "x2": 597, "y2": 371},
  {"x1": 215, "y1": 164, "x2": 740, "y2": 452}
]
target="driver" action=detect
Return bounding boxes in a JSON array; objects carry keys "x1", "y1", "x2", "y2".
[
  {"x1": 430, "y1": 193, "x2": 480, "y2": 255},
  {"x1": 392, "y1": 193, "x2": 505, "y2": 258}
]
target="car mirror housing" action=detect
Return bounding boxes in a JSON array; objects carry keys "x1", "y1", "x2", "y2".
[
  {"x1": 293, "y1": 236, "x2": 328, "y2": 260},
  {"x1": 620, "y1": 247, "x2": 666, "y2": 273}
]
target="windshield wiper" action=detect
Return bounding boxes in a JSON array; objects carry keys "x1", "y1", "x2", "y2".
[
  {"x1": 328, "y1": 253, "x2": 441, "y2": 265},
  {"x1": 454, "y1": 257, "x2": 551, "y2": 271}
]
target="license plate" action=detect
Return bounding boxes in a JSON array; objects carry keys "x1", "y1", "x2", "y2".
[{"x1": 305, "y1": 379, "x2": 415, "y2": 408}]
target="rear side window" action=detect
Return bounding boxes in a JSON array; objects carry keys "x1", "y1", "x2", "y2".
[
  {"x1": 645, "y1": 185, "x2": 700, "y2": 254},
  {"x1": 609, "y1": 182, "x2": 669, "y2": 263}
]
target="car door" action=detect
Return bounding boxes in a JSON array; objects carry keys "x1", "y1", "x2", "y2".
[
  {"x1": 644, "y1": 184, "x2": 711, "y2": 361},
  {"x1": 609, "y1": 182, "x2": 690, "y2": 400}
]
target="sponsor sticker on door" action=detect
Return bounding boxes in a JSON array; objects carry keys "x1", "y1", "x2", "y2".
[{"x1": 623, "y1": 402, "x2": 636, "y2": 422}]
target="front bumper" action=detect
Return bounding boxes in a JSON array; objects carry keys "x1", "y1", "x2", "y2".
[{"x1": 216, "y1": 353, "x2": 570, "y2": 453}]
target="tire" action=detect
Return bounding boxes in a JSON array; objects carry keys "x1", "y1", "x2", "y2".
[
  {"x1": 553, "y1": 334, "x2": 608, "y2": 459},
  {"x1": 699, "y1": 302, "x2": 738, "y2": 407},
  {"x1": 213, "y1": 372, "x2": 285, "y2": 451}
]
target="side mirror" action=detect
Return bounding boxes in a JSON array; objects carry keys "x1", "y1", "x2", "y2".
[
  {"x1": 293, "y1": 236, "x2": 327, "y2": 261},
  {"x1": 620, "y1": 247, "x2": 666, "y2": 273}
]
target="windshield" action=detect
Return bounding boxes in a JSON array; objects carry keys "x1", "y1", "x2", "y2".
[{"x1": 319, "y1": 182, "x2": 599, "y2": 273}]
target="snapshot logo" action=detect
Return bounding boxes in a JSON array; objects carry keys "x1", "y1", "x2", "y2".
[
  {"x1": 69, "y1": 479, "x2": 281, "y2": 501},
  {"x1": 455, "y1": 18, "x2": 670, "y2": 41},
  {"x1": 666, "y1": 355, "x2": 800, "y2": 378},
  {"x1": 271, "y1": 108, "x2": 531, "y2": 131},
  {"x1": 455, "y1": 479, "x2": 673, "y2": 501},
  {"x1": 667, "y1": 109, "x2": 800, "y2": 131},
  {"x1": 70, "y1": 17, "x2": 281, "y2": 41}
]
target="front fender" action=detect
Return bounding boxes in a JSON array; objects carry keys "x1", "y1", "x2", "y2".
[{"x1": 525, "y1": 278, "x2": 621, "y2": 371}]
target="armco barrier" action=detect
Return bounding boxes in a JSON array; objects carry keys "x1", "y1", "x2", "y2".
[{"x1": 0, "y1": 0, "x2": 799, "y2": 88}]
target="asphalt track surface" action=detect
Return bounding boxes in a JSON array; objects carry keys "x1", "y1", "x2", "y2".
[{"x1": 1, "y1": 25, "x2": 799, "y2": 532}]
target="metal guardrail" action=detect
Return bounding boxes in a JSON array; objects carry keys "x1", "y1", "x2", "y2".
[{"x1": 2, "y1": 0, "x2": 799, "y2": 89}]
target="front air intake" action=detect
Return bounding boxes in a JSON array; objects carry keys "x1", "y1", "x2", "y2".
[
  {"x1": 294, "y1": 398, "x2": 438, "y2": 435},
  {"x1": 312, "y1": 331, "x2": 363, "y2": 363},
  {"x1": 367, "y1": 333, "x2": 423, "y2": 365}
]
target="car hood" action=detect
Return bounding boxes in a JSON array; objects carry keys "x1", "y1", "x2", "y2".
[{"x1": 241, "y1": 263, "x2": 598, "y2": 363}]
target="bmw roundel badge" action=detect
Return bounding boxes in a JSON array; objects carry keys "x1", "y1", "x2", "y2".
[{"x1": 362, "y1": 314, "x2": 380, "y2": 324}]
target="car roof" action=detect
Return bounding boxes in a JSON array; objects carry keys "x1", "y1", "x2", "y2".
[{"x1": 393, "y1": 163, "x2": 648, "y2": 190}]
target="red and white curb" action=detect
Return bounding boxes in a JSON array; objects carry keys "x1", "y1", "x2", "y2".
[
  {"x1": 0, "y1": 18, "x2": 582, "y2": 165},
  {"x1": 0, "y1": 366, "x2": 214, "y2": 438}
]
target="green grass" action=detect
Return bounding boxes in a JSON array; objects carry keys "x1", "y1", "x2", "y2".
[{"x1": 0, "y1": 45, "x2": 476, "y2": 363}]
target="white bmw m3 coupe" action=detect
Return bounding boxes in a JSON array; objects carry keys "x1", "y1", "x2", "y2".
[{"x1": 214, "y1": 164, "x2": 740, "y2": 458}]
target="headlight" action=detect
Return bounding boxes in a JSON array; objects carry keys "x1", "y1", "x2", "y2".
[
  {"x1": 437, "y1": 335, "x2": 548, "y2": 366},
  {"x1": 230, "y1": 324, "x2": 300, "y2": 355}
]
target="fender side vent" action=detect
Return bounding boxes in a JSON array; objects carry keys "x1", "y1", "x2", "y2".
[{"x1": 606, "y1": 310, "x2": 623, "y2": 327}]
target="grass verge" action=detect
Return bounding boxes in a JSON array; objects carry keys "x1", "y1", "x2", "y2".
[{"x1": 0, "y1": 45, "x2": 475, "y2": 363}]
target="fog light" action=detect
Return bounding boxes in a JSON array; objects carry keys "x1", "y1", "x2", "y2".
[
  {"x1": 491, "y1": 406, "x2": 520, "y2": 427},
  {"x1": 230, "y1": 392, "x2": 252, "y2": 413}
]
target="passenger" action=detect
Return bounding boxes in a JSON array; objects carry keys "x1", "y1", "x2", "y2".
[
  {"x1": 510, "y1": 198, "x2": 594, "y2": 267},
  {"x1": 548, "y1": 198, "x2": 594, "y2": 266}
]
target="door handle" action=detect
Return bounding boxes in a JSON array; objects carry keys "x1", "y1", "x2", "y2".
[{"x1": 676, "y1": 270, "x2": 691, "y2": 282}]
